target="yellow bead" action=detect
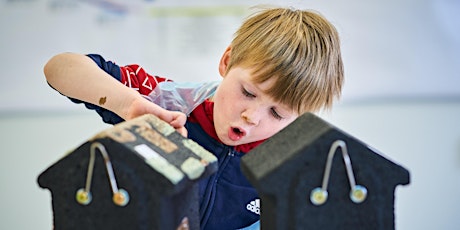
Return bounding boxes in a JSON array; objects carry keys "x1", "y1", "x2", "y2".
[
  {"x1": 350, "y1": 185, "x2": 367, "y2": 203},
  {"x1": 113, "y1": 189, "x2": 129, "y2": 207},
  {"x1": 75, "y1": 188, "x2": 92, "y2": 205},
  {"x1": 310, "y1": 188, "x2": 328, "y2": 206}
]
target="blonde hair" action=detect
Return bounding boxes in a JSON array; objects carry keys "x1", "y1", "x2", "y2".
[{"x1": 227, "y1": 7, "x2": 344, "y2": 113}]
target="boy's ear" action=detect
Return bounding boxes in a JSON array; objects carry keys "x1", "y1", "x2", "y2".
[{"x1": 218, "y1": 46, "x2": 231, "y2": 77}]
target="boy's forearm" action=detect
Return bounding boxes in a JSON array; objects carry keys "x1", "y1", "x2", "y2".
[{"x1": 43, "y1": 52, "x2": 140, "y2": 119}]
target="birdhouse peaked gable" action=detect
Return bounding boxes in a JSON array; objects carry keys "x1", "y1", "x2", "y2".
[{"x1": 241, "y1": 112, "x2": 410, "y2": 230}]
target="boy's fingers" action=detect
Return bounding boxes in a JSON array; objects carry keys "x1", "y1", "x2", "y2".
[
  {"x1": 175, "y1": 126, "x2": 188, "y2": 137},
  {"x1": 171, "y1": 112, "x2": 187, "y2": 126},
  {"x1": 158, "y1": 111, "x2": 187, "y2": 137},
  {"x1": 170, "y1": 112, "x2": 188, "y2": 137}
]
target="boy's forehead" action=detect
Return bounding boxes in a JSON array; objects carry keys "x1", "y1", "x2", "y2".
[
  {"x1": 250, "y1": 78, "x2": 296, "y2": 114},
  {"x1": 249, "y1": 76, "x2": 275, "y2": 91},
  {"x1": 230, "y1": 66, "x2": 297, "y2": 114},
  {"x1": 243, "y1": 74, "x2": 275, "y2": 95}
]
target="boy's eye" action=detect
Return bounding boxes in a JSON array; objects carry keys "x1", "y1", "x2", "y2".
[
  {"x1": 270, "y1": 108, "x2": 283, "y2": 120},
  {"x1": 242, "y1": 88, "x2": 255, "y2": 98}
]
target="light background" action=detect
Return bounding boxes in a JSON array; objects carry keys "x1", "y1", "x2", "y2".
[{"x1": 0, "y1": 0, "x2": 459, "y2": 229}]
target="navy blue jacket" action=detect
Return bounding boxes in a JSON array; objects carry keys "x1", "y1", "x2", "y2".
[{"x1": 65, "y1": 54, "x2": 260, "y2": 229}]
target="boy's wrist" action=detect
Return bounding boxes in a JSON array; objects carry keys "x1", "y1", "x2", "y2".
[
  {"x1": 121, "y1": 94, "x2": 163, "y2": 121},
  {"x1": 120, "y1": 95, "x2": 143, "y2": 120}
]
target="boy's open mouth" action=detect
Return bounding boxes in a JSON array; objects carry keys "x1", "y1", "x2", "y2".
[
  {"x1": 233, "y1": 127, "x2": 243, "y2": 135},
  {"x1": 228, "y1": 127, "x2": 246, "y2": 141}
]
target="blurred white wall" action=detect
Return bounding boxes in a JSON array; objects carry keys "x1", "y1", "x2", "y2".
[
  {"x1": 0, "y1": 0, "x2": 459, "y2": 229},
  {"x1": 1, "y1": 0, "x2": 459, "y2": 110}
]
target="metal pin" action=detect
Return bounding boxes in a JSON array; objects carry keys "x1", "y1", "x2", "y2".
[
  {"x1": 75, "y1": 142, "x2": 130, "y2": 206},
  {"x1": 310, "y1": 140, "x2": 367, "y2": 205}
]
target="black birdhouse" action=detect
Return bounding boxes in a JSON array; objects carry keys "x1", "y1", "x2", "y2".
[
  {"x1": 241, "y1": 112, "x2": 410, "y2": 230},
  {"x1": 37, "y1": 114, "x2": 218, "y2": 230}
]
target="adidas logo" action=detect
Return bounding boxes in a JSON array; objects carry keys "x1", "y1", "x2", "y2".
[{"x1": 246, "y1": 198, "x2": 260, "y2": 215}]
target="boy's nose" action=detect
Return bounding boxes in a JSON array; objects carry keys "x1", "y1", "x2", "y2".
[{"x1": 241, "y1": 110, "x2": 260, "y2": 126}]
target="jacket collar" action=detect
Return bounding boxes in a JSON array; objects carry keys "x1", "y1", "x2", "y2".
[{"x1": 189, "y1": 100, "x2": 265, "y2": 153}]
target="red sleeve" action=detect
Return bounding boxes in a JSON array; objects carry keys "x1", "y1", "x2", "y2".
[{"x1": 119, "y1": 64, "x2": 171, "y2": 96}]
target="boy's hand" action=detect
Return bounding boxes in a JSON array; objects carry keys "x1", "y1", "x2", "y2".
[
  {"x1": 157, "y1": 110, "x2": 188, "y2": 137},
  {"x1": 125, "y1": 97, "x2": 188, "y2": 137}
]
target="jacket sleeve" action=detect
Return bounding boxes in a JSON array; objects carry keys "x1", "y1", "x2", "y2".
[{"x1": 66, "y1": 54, "x2": 170, "y2": 124}]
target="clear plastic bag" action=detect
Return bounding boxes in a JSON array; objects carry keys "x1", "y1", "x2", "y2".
[{"x1": 143, "y1": 81, "x2": 220, "y2": 116}]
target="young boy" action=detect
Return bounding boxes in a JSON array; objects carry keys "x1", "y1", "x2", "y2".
[{"x1": 44, "y1": 7, "x2": 344, "y2": 230}]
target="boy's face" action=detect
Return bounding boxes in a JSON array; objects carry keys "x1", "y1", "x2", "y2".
[{"x1": 212, "y1": 66, "x2": 299, "y2": 146}]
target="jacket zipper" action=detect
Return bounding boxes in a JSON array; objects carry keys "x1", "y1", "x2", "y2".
[{"x1": 200, "y1": 147, "x2": 234, "y2": 228}]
